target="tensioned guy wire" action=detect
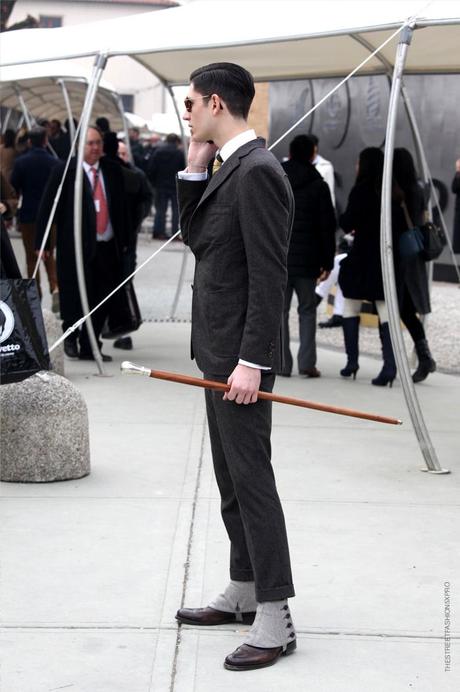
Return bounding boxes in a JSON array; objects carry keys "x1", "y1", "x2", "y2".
[
  {"x1": 48, "y1": 231, "x2": 181, "y2": 352},
  {"x1": 47, "y1": 2, "x2": 432, "y2": 354}
]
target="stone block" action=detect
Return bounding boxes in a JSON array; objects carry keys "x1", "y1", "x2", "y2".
[
  {"x1": 0, "y1": 371, "x2": 90, "y2": 482},
  {"x1": 42, "y1": 308, "x2": 65, "y2": 376}
]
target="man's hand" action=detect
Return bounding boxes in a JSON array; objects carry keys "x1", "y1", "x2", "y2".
[
  {"x1": 187, "y1": 140, "x2": 217, "y2": 173},
  {"x1": 317, "y1": 268, "x2": 331, "y2": 283},
  {"x1": 456, "y1": 158, "x2": 460, "y2": 173},
  {"x1": 223, "y1": 364, "x2": 261, "y2": 405}
]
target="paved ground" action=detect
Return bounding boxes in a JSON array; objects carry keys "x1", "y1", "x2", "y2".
[{"x1": 1, "y1": 232, "x2": 459, "y2": 691}]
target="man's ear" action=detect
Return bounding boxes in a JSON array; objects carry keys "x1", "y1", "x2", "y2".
[{"x1": 210, "y1": 95, "x2": 224, "y2": 113}]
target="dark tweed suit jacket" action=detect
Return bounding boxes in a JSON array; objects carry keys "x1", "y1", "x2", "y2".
[{"x1": 177, "y1": 138, "x2": 294, "y2": 376}]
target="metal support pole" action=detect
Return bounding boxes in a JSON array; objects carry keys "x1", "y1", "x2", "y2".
[
  {"x1": 14, "y1": 87, "x2": 33, "y2": 130},
  {"x1": 58, "y1": 78, "x2": 76, "y2": 142},
  {"x1": 381, "y1": 27, "x2": 449, "y2": 474},
  {"x1": 2, "y1": 108, "x2": 12, "y2": 133},
  {"x1": 166, "y1": 84, "x2": 190, "y2": 320},
  {"x1": 74, "y1": 53, "x2": 109, "y2": 375}
]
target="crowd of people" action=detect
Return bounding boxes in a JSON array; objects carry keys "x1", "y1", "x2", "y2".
[
  {"x1": 279, "y1": 133, "x2": 457, "y2": 386},
  {"x1": 0, "y1": 113, "x2": 456, "y2": 383},
  {"x1": 0, "y1": 118, "x2": 186, "y2": 360}
]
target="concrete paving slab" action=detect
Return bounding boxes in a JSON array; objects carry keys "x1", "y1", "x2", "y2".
[
  {"x1": 0, "y1": 628, "x2": 178, "y2": 692},
  {"x1": 173, "y1": 629, "x2": 458, "y2": 692},
  {"x1": 180, "y1": 497, "x2": 458, "y2": 636},
  {"x1": 1, "y1": 498, "x2": 189, "y2": 627}
]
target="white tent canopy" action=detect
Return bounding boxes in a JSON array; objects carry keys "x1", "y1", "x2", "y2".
[
  {"x1": 1, "y1": 1, "x2": 459, "y2": 83},
  {"x1": 0, "y1": 61, "x2": 125, "y2": 130}
]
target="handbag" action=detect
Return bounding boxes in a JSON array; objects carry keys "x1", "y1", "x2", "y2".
[
  {"x1": 0, "y1": 279, "x2": 50, "y2": 385},
  {"x1": 102, "y1": 280, "x2": 142, "y2": 338},
  {"x1": 398, "y1": 202, "x2": 424, "y2": 260},
  {"x1": 419, "y1": 220, "x2": 447, "y2": 261}
]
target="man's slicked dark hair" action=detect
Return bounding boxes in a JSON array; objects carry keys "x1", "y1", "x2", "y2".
[
  {"x1": 190, "y1": 62, "x2": 255, "y2": 120},
  {"x1": 28, "y1": 126, "x2": 47, "y2": 148},
  {"x1": 289, "y1": 135, "x2": 315, "y2": 164}
]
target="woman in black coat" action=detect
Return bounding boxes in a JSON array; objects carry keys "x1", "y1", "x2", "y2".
[
  {"x1": 392, "y1": 148, "x2": 435, "y2": 383},
  {"x1": 338, "y1": 147, "x2": 397, "y2": 385}
]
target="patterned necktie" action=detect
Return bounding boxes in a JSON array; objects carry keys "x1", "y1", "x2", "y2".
[
  {"x1": 91, "y1": 166, "x2": 109, "y2": 235},
  {"x1": 212, "y1": 153, "x2": 223, "y2": 176}
]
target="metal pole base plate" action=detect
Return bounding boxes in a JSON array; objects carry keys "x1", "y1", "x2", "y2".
[{"x1": 419, "y1": 468, "x2": 451, "y2": 474}]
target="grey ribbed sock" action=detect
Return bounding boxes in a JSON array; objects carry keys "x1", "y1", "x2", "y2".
[
  {"x1": 244, "y1": 599, "x2": 296, "y2": 649},
  {"x1": 208, "y1": 580, "x2": 257, "y2": 614}
]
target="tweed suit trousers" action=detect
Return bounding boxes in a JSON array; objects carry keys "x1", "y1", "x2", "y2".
[{"x1": 204, "y1": 372, "x2": 295, "y2": 603}]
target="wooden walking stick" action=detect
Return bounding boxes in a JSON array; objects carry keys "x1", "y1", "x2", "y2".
[{"x1": 121, "y1": 362, "x2": 402, "y2": 426}]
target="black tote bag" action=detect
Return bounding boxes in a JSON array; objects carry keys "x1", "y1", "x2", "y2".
[
  {"x1": 102, "y1": 280, "x2": 142, "y2": 339},
  {"x1": 0, "y1": 279, "x2": 50, "y2": 385}
]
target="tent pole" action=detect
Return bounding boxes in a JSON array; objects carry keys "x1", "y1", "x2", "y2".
[
  {"x1": 2, "y1": 108, "x2": 12, "y2": 133},
  {"x1": 113, "y1": 92, "x2": 133, "y2": 163},
  {"x1": 57, "y1": 78, "x2": 76, "y2": 142},
  {"x1": 14, "y1": 87, "x2": 33, "y2": 130},
  {"x1": 166, "y1": 84, "x2": 189, "y2": 321},
  {"x1": 74, "y1": 53, "x2": 108, "y2": 375},
  {"x1": 381, "y1": 26, "x2": 449, "y2": 474}
]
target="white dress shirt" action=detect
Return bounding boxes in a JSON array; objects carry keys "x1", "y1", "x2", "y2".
[
  {"x1": 313, "y1": 153, "x2": 336, "y2": 207},
  {"x1": 83, "y1": 160, "x2": 114, "y2": 241}
]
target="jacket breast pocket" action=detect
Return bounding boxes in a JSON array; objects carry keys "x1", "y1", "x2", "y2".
[{"x1": 200, "y1": 205, "x2": 233, "y2": 246}]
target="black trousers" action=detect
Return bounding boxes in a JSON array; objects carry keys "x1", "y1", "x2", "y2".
[
  {"x1": 63, "y1": 239, "x2": 120, "y2": 354},
  {"x1": 204, "y1": 372, "x2": 295, "y2": 603}
]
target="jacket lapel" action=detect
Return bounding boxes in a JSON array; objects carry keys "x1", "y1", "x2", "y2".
[{"x1": 195, "y1": 137, "x2": 266, "y2": 210}]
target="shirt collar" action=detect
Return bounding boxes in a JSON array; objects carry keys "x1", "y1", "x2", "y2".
[
  {"x1": 83, "y1": 160, "x2": 100, "y2": 175},
  {"x1": 218, "y1": 129, "x2": 257, "y2": 163}
]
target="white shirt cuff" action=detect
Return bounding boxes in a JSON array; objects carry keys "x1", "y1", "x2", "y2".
[
  {"x1": 177, "y1": 170, "x2": 208, "y2": 181},
  {"x1": 238, "y1": 359, "x2": 271, "y2": 371}
]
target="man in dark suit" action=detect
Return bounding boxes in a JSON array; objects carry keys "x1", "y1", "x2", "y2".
[
  {"x1": 10, "y1": 126, "x2": 59, "y2": 304},
  {"x1": 147, "y1": 133, "x2": 185, "y2": 239},
  {"x1": 175, "y1": 63, "x2": 295, "y2": 672},
  {"x1": 35, "y1": 126, "x2": 128, "y2": 361}
]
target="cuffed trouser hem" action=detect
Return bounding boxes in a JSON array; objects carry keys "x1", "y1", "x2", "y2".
[
  {"x1": 256, "y1": 584, "x2": 295, "y2": 603},
  {"x1": 230, "y1": 569, "x2": 255, "y2": 582}
]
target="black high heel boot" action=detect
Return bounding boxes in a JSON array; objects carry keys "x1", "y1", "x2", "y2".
[
  {"x1": 372, "y1": 322, "x2": 396, "y2": 387},
  {"x1": 412, "y1": 339, "x2": 436, "y2": 383},
  {"x1": 340, "y1": 316, "x2": 360, "y2": 379}
]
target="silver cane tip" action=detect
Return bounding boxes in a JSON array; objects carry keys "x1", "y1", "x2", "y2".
[{"x1": 120, "y1": 361, "x2": 150, "y2": 376}]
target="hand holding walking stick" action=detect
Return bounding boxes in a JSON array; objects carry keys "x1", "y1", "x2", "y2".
[{"x1": 121, "y1": 362, "x2": 402, "y2": 426}]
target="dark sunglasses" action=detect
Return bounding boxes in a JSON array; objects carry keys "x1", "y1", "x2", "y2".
[{"x1": 184, "y1": 94, "x2": 212, "y2": 113}]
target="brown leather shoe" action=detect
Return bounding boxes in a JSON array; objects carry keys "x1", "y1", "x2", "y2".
[
  {"x1": 175, "y1": 606, "x2": 256, "y2": 626},
  {"x1": 224, "y1": 639, "x2": 297, "y2": 671}
]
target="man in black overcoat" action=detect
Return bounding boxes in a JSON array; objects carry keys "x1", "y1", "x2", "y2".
[
  {"x1": 281, "y1": 134, "x2": 336, "y2": 377},
  {"x1": 174, "y1": 62, "x2": 296, "y2": 672},
  {"x1": 35, "y1": 126, "x2": 128, "y2": 361}
]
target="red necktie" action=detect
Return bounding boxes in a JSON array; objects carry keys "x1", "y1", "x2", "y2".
[{"x1": 91, "y1": 166, "x2": 109, "y2": 235}]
